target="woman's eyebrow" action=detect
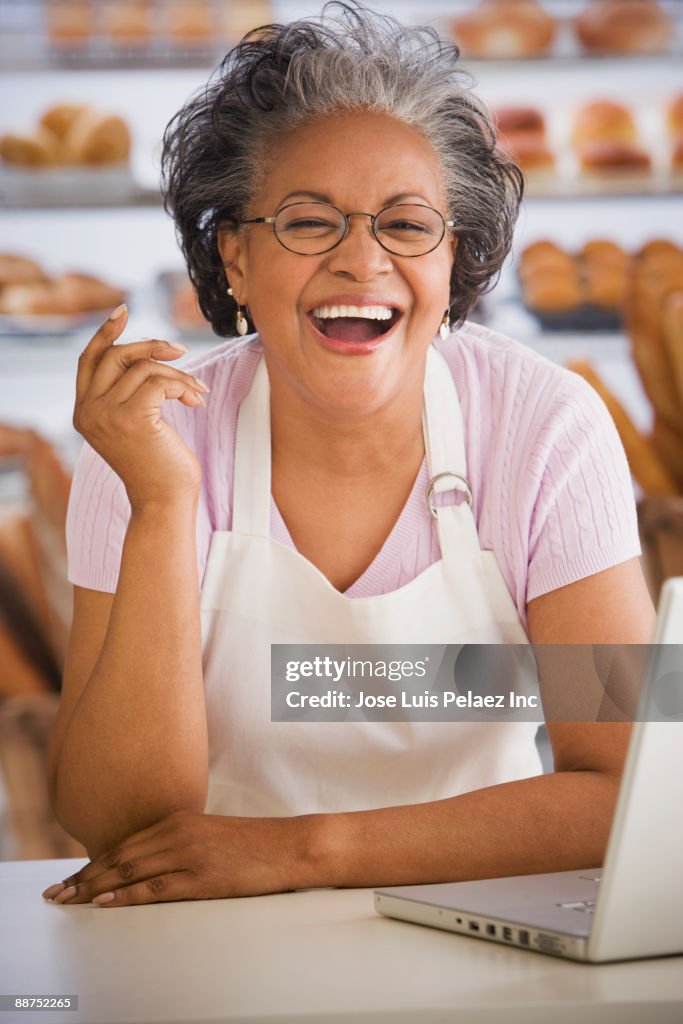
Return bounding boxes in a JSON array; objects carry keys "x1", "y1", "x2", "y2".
[{"x1": 277, "y1": 190, "x2": 434, "y2": 206}]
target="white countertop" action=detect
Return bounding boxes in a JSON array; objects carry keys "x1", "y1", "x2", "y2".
[{"x1": 1, "y1": 858, "x2": 682, "y2": 1024}]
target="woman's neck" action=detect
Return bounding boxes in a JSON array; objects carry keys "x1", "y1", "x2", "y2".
[{"x1": 268, "y1": 374, "x2": 426, "y2": 483}]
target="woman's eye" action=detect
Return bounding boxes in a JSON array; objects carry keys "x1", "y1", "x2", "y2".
[
  {"x1": 283, "y1": 219, "x2": 337, "y2": 232},
  {"x1": 382, "y1": 220, "x2": 430, "y2": 234}
]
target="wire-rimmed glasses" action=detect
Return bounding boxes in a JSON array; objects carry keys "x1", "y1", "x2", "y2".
[{"x1": 240, "y1": 201, "x2": 455, "y2": 257}]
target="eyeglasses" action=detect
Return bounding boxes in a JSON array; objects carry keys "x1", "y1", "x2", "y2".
[{"x1": 240, "y1": 202, "x2": 455, "y2": 257}]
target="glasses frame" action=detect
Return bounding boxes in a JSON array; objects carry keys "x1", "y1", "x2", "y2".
[{"x1": 240, "y1": 201, "x2": 456, "y2": 257}]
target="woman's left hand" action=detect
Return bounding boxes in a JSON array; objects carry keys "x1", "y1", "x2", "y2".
[{"x1": 41, "y1": 810, "x2": 307, "y2": 906}]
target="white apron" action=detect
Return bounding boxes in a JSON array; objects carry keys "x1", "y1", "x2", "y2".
[{"x1": 200, "y1": 345, "x2": 542, "y2": 817}]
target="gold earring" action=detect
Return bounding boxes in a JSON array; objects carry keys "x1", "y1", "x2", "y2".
[
  {"x1": 227, "y1": 286, "x2": 248, "y2": 336},
  {"x1": 439, "y1": 310, "x2": 450, "y2": 341}
]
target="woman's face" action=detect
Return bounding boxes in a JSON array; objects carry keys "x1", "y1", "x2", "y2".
[{"x1": 219, "y1": 111, "x2": 456, "y2": 417}]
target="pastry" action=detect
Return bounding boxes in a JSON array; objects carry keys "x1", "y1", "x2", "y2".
[
  {"x1": 667, "y1": 94, "x2": 683, "y2": 139},
  {"x1": 168, "y1": 1, "x2": 214, "y2": 44},
  {"x1": 579, "y1": 140, "x2": 651, "y2": 175},
  {"x1": 581, "y1": 239, "x2": 630, "y2": 271},
  {"x1": 575, "y1": 0, "x2": 672, "y2": 56},
  {"x1": 39, "y1": 104, "x2": 90, "y2": 142},
  {"x1": 519, "y1": 241, "x2": 575, "y2": 279},
  {"x1": 104, "y1": 0, "x2": 152, "y2": 46},
  {"x1": 0, "y1": 273, "x2": 125, "y2": 316},
  {"x1": 46, "y1": 0, "x2": 93, "y2": 47},
  {"x1": 582, "y1": 266, "x2": 628, "y2": 310},
  {"x1": 522, "y1": 267, "x2": 583, "y2": 313},
  {"x1": 450, "y1": 0, "x2": 556, "y2": 59},
  {"x1": 495, "y1": 107, "x2": 546, "y2": 137},
  {"x1": 671, "y1": 136, "x2": 683, "y2": 176},
  {"x1": 0, "y1": 255, "x2": 47, "y2": 290},
  {"x1": 0, "y1": 128, "x2": 62, "y2": 168},
  {"x1": 497, "y1": 132, "x2": 555, "y2": 174},
  {"x1": 566, "y1": 360, "x2": 678, "y2": 496},
  {"x1": 572, "y1": 100, "x2": 638, "y2": 149},
  {"x1": 62, "y1": 110, "x2": 131, "y2": 166}
]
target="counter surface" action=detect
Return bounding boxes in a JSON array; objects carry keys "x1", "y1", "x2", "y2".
[{"x1": 1, "y1": 858, "x2": 682, "y2": 1024}]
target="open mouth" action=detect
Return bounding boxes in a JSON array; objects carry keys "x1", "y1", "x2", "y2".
[{"x1": 308, "y1": 304, "x2": 402, "y2": 344}]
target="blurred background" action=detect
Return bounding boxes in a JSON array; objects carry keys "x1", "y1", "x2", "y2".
[{"x1": 1, "y1": 0, "x2": 682, "y2": 860}]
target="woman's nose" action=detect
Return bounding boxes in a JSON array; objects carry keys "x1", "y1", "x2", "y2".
[{"x1": 325, "y1": 214, "x2": 394, "y2": 279}]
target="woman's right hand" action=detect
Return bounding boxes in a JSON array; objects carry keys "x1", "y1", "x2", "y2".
[{"x1": 73, "y1": 304, "x2": 208, "y2": 510}]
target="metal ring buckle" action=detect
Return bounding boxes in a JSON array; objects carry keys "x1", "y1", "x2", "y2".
[{"x1": 426, "y1": 472, "x2": 473, "y2": 519}]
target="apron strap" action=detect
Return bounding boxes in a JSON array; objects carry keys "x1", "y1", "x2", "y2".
[
  {"x1": 232, "y1": 356, "x2": 271, "y2": 536},
  {"x1": 423, "y1": 346, "x2": 482, "y2": 561}
]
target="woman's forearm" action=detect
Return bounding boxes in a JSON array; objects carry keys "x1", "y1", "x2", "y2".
[
  {"x1": 296, "y1": 770, "x2": 622, "y2": 890},
  {"x1": 52, "y1": 498, "x2": 207, "y2": 855}
]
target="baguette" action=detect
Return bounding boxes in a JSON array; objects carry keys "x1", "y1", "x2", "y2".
[{"x1": 567, "y1": 359, "x2": 679, "y2": 495}]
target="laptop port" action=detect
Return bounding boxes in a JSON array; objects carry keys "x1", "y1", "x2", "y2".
[
  {"x1": 485, "y1": 924, "x2": 496, "y2": 937},
  {"x1": 518, "y1": 930, "x2": 530, "y2": 946},
  {"x1": 468, "y1": 921, "x2": 480, "y2": 932},
  {"x1": 502, "y1": 926, "x2": 513, "y2": 941}
]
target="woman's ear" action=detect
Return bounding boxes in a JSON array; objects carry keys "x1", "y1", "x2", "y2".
[{"x1": 217, "y1": 225, "x2": 248, "y2": 302}]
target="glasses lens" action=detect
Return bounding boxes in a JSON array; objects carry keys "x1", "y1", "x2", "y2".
[
  {"x1": 274, "y1": 203, "x2": 345, "y2": 254},
  {"x1": 374, "y1": 205, "x2": 445, "y2": 256}
]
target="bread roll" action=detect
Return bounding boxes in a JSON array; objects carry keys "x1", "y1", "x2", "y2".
[
  {"x1": 0, "y1": 255, "x2": 47, "y2": 290},
  {"x1": 575, "y1": 0, "x2": 672, "y2": 56},
  {"x1": 495, "y1": 107, "x2": 546, "y2": 137},
  {"x1": 46, "y1": 1, "x2": 93, "y2": 47},
  {"x1": 104, "y1": 0, "x2": 151, "y2": 45},
  {"x1": 667, "y1": 94, "x2": 683, "y2": 139},
  {"x1": 62, "y1": 110, "x2": 131, "y2": 166},
  {"x1": 581, "y1": 239, "x2": 630, "y2": 271},
  {"x1": 52, "y1": 272, "x2": 125, "y2": 313},
  {"x1": 519, "y1": 241, "x2": 575, "y2": 279},
  {"x1": 572, "y1": 100, "x2": 637, "y2": 149},
  {"x1": 579, "y1": 140, "x2": 652, "y2": 175},
  {"x1": 583, "y1": 266, "x2": 628, "y2": 310},
  {"x1": 671, "y1": 136, "x2": 683, "y2": 175},
  {"x1": 497, "y1": 132, "x2": 555, "y2": 173},
  {"x1": 168, "y1": 1, "x2": 214, "y2": 43},
  {"x1": 39, "y1": 104, "x2": 90, "y2": 142},
  {"x1": 0, "y1": 274, "x2": 125, "y2": 316},
  {"x1": 451, "y1": 0, "x2": 556, "y2": 59},
  {"x1": 522, "y1": 267, "x2": 582, "y2": 313},
  {"x1": 0, "y1": 129, "x2": 62, "y2": 168}
]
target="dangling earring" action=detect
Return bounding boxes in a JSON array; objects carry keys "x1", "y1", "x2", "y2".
[
  {"x1": 227, "y1": 286, "x2": 248, "y2": 336},
  {"x1": 439, "y1": 310, "x2": 450, "y2": 341}
]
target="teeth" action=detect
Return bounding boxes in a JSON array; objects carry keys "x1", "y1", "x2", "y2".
[{"x1": 312, "y1": 304, "x2": 395, "y2": 320}]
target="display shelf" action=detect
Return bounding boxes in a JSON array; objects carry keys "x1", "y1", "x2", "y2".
[
  {"x1": 3, "y1": 179, "x2": 682, "y2": 210},
  {"x1": 1, "y1": 0, "x2": 681, "y2": 72}
]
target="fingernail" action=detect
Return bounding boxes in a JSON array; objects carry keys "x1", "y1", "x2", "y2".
[
  {"x1": 193, "y1": 378, "x2": 210, "y2": 392},
  {"x1": 167, "y1": 341, "x2": 190, "y2": 353},
  {"x1": 55, "y1": 886, "x2": 77, "y2": 903},
  {"x1": 42, "y1": 882, "x2": 66, "y2": 900},
  {"x1": 93, "y1": 892, "x2": 116, "y2": 905},
  {"x1": 109, "y1": 303, "x2": 128, "y2": 321}
]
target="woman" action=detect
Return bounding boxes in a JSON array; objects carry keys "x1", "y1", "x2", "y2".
[{"x1": 44, "y1": 3, "x2": 654, "y2": 908}]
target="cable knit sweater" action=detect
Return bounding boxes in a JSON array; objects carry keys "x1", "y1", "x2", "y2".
[{"x1": 66, "y1": 322, "x2": 641, "y2": 628}]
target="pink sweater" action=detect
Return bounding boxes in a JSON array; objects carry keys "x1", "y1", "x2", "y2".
[{"x1": 66, "y1": 322, "x2": 641, "y2": 628}]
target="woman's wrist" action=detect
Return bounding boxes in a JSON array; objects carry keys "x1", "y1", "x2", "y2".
[{"x1": 287, "y1": 811, "x2": 348, "y2": 890}]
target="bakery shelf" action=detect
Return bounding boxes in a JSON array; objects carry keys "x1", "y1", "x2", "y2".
[{"x1": 1, "y1": 0, "x2": 682, "y2": 73}]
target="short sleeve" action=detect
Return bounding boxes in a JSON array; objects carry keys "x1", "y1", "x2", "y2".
[
  {"x1": 66, "y1": 441, "x2": 131, "y2": 593},
  {"x1": 525, "y1": 372, "x2": 642, "y2": 603}
]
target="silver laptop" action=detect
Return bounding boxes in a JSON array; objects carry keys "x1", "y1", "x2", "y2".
[{"x1": 375, "y1": 577, "x2": 683, "y2": 963}]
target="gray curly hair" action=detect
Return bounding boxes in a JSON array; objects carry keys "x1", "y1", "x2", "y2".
[{"x1": 161, "y1": 1, "x2": 523, "y2": 336}]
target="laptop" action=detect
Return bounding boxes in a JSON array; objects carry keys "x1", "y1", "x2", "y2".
[{"x1": 375, "y1": 577, "x2": 683, "y2": 963}]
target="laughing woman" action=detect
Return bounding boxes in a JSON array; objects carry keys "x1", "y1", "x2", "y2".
[{"x1": 44, "y1": 3, "x2": 654, "y2": 908}]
